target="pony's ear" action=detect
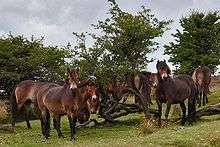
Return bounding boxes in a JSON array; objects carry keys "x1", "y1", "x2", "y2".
[
  {"x1": 157, "y1": 60, "x2": 159, "y2": 63},
  {"x1": 164, "y1": 59, "x2": 166, "y2": 63},
  {"x1": 65, "y1": 78, "x2": 69, "y2": 84}
]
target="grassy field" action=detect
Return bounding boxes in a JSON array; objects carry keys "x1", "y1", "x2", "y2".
[{"x1": 0, "y1": 91, "x2": 220, "y2": 146}]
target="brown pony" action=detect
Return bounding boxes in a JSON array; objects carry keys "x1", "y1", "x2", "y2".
[
  {"x1": 192, "y1": 66, "x2": 212, "y2": 107},
  {"x1": 9, "y1": 68, "x2": 79, "y2": 129},
  {"x1": 37, "y1": 79, "x2": 97, "y2": 142},
  {"x1": 134, "y1": 71, "x2": 158, "y2": 107},
  {"x1": 77, "y1": 96, "x2": 100, "y2": 124},
  {"x1": 156, "y1": 60, "x2": 197, "y2": 126}
]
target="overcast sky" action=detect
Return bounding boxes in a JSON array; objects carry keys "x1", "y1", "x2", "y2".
[{"x1": 0, "y1": 0, "x2": 219, "y2": 72}]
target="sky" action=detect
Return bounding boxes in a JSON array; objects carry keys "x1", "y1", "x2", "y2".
[{"x1": 0, "y1": 0, "x2": 219, "y2": 72}]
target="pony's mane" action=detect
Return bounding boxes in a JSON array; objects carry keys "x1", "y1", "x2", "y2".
[{"x1": 78, "y1": 80, "x2": 95, "y2": 87}]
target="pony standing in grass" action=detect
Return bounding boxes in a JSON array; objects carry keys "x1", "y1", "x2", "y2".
[
  {"x1": 192, "y1": 66, "x2": 212, "y2": 107},
  {"x1": 10, "y1": 68, "x2": 79, "y2": 129},
  {"x1": 156, "y1": 60, "x2": 197, "y2": 126},
  {"x1": 37, "y1": 79, "x2": 98, "y2": 142}
]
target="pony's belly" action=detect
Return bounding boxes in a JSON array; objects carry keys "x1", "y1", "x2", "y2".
[
  {"x1": 47, "y1": 105, "x2": 65, "y2": 115},
  {"x1": 43, "y1": 97, "x2": 65, "y2": 114}
]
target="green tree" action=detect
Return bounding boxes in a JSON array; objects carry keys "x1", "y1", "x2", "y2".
[
  {"x1": 73, "y1": 0, "x2": 170, "y2": 86},
  {"x1": 165, "y1": 11, "x2": 220, "y2": 74},
  {"x1": 72, "y1": 0, "x2": 170, "y2": 120},
  {"x1": 0, "y1": 34, "x2": 69, "y2": 96}
]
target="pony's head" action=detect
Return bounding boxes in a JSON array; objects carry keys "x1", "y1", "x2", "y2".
[
  {"x1": 148, "y1": 73, "x2": 158, "y2": 87},
  {"x1": 87, "y1": 93, "x2": 100, "y2": 114},
  {"x1": 84, "y1": 80, "x2": 99, "y2": 114},
  {"x1": 156, "y1": 60, "x2": 171, "y2": 79},
  {"x1": 66, "y1": 68, "x2": 80, "y2": 89}
]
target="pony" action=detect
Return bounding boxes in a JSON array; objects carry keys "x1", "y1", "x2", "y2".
[
  {"x1": 192, "y1": 66, "x2": 212, "y2": 107},
  {"x1": 156, "y1": 60, "x2": 197, "y2": 126},
  {"x1": 9, "y1": 68, "x2": 79, "y2": 129},
  {"x1": 134, "y1": 71, "x2": 158, "y2": 107},
  {"x1": 37, "y1": 79, "x2": 98, "y2": 142},
  {"x1": 77, "y1": 95, "x2": 100, "y2": 124}
]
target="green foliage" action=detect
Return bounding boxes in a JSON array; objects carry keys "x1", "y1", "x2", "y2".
[
  {"x1": 0, "y1": 34, "x2": 69, "y2": 96},
  {"x1": 165, "y1": 11, "x2": 220, "y2": 74},
  {"x1": 72, "y1": 0, "x2": 170, "y2": 86}
]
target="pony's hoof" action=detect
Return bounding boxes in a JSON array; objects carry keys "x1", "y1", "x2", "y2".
[
  {"x1": 71, "y1": 138, "x2": 76, "y2": 143},
  {"x1": 181, "y1": 122, "x2": 186, "y2": 126}
]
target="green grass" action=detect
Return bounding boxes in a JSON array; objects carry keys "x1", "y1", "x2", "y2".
[
  {"x1": 0, "y1": 90, "x2": 220, "y2": 147},
  {"x1": 0, "y1": 114, "x2": 220, "y2": 147}
]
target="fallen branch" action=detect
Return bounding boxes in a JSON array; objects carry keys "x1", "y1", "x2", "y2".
[
  {"x1": 76, "y1": 119, "x2": 99, "y2": 128},
  {"x1": 195, "y1": 103, "x2": 220, "y2": 118}
]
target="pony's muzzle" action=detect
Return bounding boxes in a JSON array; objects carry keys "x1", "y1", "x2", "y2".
[
  {"x1": 161, "y1": 73, "x2": 168, "y2": 79},
  {"x1": 91, "y1": 95, "x2": 97, "y2": 100},
  {"x1": 70, "y1": 84, "x2": 77, "y2": 89}
]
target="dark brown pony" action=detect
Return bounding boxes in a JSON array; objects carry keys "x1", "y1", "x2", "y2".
[
  {"x1": 134, "y1": 71, "x2": 158, "y2": 107},
  {"x1": 77, "y1": 95, "x2": 100, "y2": 124},
  {"x1": 37, "y1": 79, "x2": 97, "y2": 142},
  {"x1": 156, "y1": 60, "x2": 197, "y2": 126},
  {"x1": 192, "y1": 66, "x2": 212, "y2": 107},
  {"x1": 9, "y1": 68, "x2": 79, "y2": 129}
]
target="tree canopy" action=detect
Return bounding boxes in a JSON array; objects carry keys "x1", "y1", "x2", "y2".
[
  {"x1": 164, "y1": 11, "x2": 220, "y2": 74},
  {"x1": 0, "y1": 34, "x2": 69, "y2": 96},
  {"x1": 72, "y1": 0, "x2": 171, "y2": 86}
]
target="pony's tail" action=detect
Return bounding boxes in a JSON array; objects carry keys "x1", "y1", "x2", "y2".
[
  {"x1": 188, "y1": 87, "x2": 197, "y2": 122},
  {"x1": 9, "y1": 87, "x2": 17, "y2": 127}
]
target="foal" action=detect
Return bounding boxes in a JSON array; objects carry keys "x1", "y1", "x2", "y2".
[
  {"x1": 37, "y1": 79, "x2": 97, "y2": 142},
  {"x1": 156, "y1": 60, "x2": 197, "y2": 126}
]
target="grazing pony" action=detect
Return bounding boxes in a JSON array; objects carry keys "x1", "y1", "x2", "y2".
[
  {"x1": 9, "y1": 68, "x2": 79, "y2": 129},
  {"x1": 37, "y1": 79, "x2": 97, "y2": 142},
  {"x1": 192, "y1": 66, "x2": 212, "y2": 107},
  {"x1": 77, "y1": 95, "x2": 100, "y2": 124},
  {"x1": 156, "y1": 60, "x2": 197, "y2": 126}
]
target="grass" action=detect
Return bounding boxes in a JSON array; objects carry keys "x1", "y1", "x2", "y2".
[
  {"x1": 0, "y1": 100, "x2": 10, "y2": 124},
  {"x1": 0, "y1": 114, "x2": 220, "y2": 147},
  {"x1": 0, "y1": 90, "x2": 220, "y2": 146}
]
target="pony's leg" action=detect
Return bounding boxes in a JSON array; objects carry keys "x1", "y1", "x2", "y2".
[
  {"x1": 68, "y1": 115, "x2": 77, "y2": 142},
  {"x1": 198, "y1": 92, "x2": 202, "y2": 107},
  {"x1": 157, "y1": 101, "x2": 162, "y2": 127},
  {"x1": 40, "y1": 116, "x2": 46, "y2": 136},
  {"x1": 41, "y1": 109, "x2": 50, "y2": 139},
  {"x1": 53, "y1": 116, "x2": 56, "y2": 129},
  {"x1": 205, "y1": 94, "x2": 208, "y2": 104},
  {"x1": 188, "y1": 95, "x2": 196, "y2": 124},
  {"x1": 165, "y1": 102, "x2": 171, "y2": 120},
  {"x1": 25, "y1": 112, "x2": 31, "y2": 129},
  {"x1": 45, "y1": 110, "x2": 51, "y2": 138},
  {"x1": 202, "y1": 91, "x2": 206, "y2": 106},
  {"x1": 54, "y1": 115, "x2": 63, "y2": 138},
  {"x1": 203, "y1": 89, "x2": 209, "y2": 105},
  {"x1": 180, "y1": 102, "x2": 186, "y2": 126}
]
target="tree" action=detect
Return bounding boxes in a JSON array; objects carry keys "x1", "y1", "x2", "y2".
[
  {"x1": 0, "y1": 34, "x2": 69, "y2": 96},
  {"x1": 164, "y1": 11, "x2": 220, "y2": 74},
  {"x1": 71, "y1": 0, "x2": 170, "y2": 120}
]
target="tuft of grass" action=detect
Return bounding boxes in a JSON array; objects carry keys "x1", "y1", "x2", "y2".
[
  {"x1": 138, "y1": 117, "x2": 157, "y2": 135},
  {"x1": 0, "y1": 100, "x2": 10, "y2": 124}
]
